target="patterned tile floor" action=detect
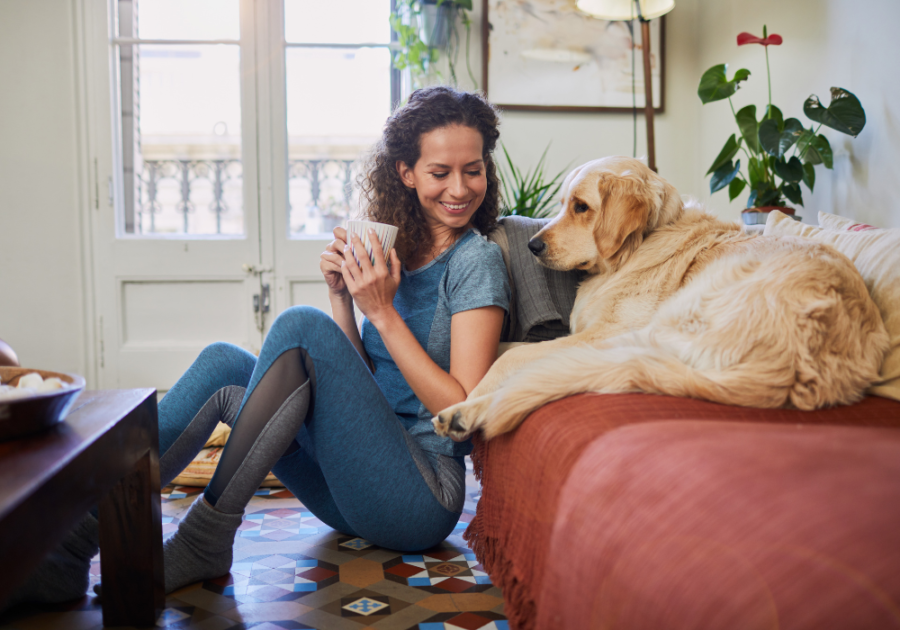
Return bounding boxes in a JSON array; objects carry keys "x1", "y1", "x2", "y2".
[{"x1": 0, "y1": 458, "x2": 506, "y2": 630}]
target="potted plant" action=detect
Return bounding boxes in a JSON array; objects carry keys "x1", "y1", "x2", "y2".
[
  {"x1": 697, "y1": 26, "x2": 866, "y2": 224},
  {"x1": 390, "y1": 0, "x2": 478, "y2": 89},
  {"x1": 498, "y1": 144, "x2": 569, "y2": 219}
]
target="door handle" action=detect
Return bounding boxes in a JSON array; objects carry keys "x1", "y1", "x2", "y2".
[{"x1": 253, "y1": 283, "x2": 271, "y2": 332}]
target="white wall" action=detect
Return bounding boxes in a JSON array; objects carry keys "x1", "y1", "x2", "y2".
[
  {"x1": 452, "y1": 0, "x2": 703, "y2": 204},
  {"x1": 694, "y1": 0, "x2": 900, "y2": 226},
  {"x1": 1, "y1": 0, "x2": 898, "y2": 382},
  {"x1": 0, "y1": 0, "x2": 89, "y2": 377}
]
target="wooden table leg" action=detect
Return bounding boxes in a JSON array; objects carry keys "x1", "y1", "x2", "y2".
[{"x1": 98, "y1": 448, "x2": 164, "y2": 627}]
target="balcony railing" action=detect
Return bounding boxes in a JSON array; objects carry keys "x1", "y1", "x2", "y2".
[{"x1": 134, "y1": 158, "x2": 362, "y2": 236}]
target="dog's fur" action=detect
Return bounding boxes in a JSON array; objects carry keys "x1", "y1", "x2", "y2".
[{"x1": 433, "y1": 156, "x2": 889, "y2": 441}]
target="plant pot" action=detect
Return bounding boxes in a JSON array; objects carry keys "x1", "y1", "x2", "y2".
[
  {"x1": 419, "y1": 0, "x2": 454, "y2": 50},
  {"x1": 741, "y1": 206, "x2": 800, "y2": 226}
]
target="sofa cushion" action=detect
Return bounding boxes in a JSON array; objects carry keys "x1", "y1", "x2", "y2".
[
  {"x1": 764, "y1": 210, "x2": 900, "y2": 401},
  {"x1": 539, "y1": 420, "x2": 900, "y2": 630},
  {"x1": 818, "y1": 210, "x2": 879, "y2": 232},
  {"x1": 465, "y1": 392, "x2": 900, "y2": 630}
]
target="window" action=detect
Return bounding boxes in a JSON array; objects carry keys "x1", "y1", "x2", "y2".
[
  {"x1": 114, "y1": 0, "x2": 244, "y2": 235},
  {"x1": 112, "y1": 0, "x2": 397, "y2": 237},
  {"x1": 284, "y1": 0, "x2": 398, "y2": 236}
]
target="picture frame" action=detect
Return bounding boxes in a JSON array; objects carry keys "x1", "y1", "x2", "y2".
[{"x1": 482, "y1": 0, "x2": 666, "y2": 113}]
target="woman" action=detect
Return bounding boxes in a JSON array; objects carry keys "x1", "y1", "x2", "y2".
[
  {"x1": 161, "y1": 86, "x2": 512, "y2": 596},
  {"x1": 6, "y1": 86, "x2": 509, "y2": 605}
]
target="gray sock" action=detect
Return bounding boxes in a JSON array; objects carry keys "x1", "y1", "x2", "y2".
[
  {"x1": 165, "y1": 382, "x2": 310, "y2": 593},
  {"x1": 3, "y1": 513, "x2": 99, "y2": 610},
  {"x1": 163, "y1": 496, "x2": 243, "y2": 594}
]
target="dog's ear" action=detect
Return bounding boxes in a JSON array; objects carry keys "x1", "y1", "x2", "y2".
[{"x1": 595, "y1": 171, "x2": 652, "y2": 261}]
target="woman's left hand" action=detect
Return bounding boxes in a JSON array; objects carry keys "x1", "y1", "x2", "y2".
[{"x1": 341, "y1": 230, "x2": 402, "y2": 324}]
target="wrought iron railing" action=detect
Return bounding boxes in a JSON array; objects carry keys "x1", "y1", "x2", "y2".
[{"x1": 135, "y1": 158, "x2": 362, "y2": 236}]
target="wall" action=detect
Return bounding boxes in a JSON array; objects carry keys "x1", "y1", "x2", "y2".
[
  {"x1": 695, "y1": 0, "x2": 900, "y2": 226},
  {"x1": 0, "y1": 0, "x2": 89, "y2": 377},
  {"x1": 451, "y1": 0, "x2": 703, "y2": 205}
]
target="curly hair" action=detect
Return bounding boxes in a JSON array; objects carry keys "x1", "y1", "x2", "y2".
[{"x1": 357, "y1": 86, "x2": 502, "y2": 264}]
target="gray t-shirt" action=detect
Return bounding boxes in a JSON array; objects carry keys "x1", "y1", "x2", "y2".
[{"x1": 361, "y1": 228, "x2": 510, "y2": 458}]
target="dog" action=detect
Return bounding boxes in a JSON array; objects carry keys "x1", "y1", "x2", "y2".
[{"x1": 433, "y1": 156, "x2": 889, "y2": 441}]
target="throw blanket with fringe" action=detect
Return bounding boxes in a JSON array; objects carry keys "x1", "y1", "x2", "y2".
[{"x1": 463, "y1": 392, "x2": 900, "y2": 630}]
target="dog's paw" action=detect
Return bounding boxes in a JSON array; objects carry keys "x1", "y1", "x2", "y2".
[{"x1": 432, "y1": 398, "x2": 490, "y2": 442}]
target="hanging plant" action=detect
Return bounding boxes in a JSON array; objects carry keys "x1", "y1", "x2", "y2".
[{"x1": 390, "y1": 0, "x2": 478, "y2": 89}]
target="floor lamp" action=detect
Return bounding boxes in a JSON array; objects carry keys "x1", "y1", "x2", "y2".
[{"x1": 576, "y1": 0, "x2": 674, "y2": 172}]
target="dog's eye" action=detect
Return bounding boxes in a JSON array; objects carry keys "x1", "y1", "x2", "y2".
[{"x1": 574, "y1": 201, "x2": 589, "y2": 214}]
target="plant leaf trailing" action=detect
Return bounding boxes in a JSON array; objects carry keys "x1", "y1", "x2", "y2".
[
  {"x1": 698, "y1": 26, "x2": 866, "y2": 209},
  {"x1": 390, "y1": 0, "x2": 478, "y2": 90},
  {"x1": 498, "y1": 144, "x2": 569, "y2": 219}
]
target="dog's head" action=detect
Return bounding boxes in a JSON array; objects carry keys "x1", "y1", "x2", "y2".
[{"x1": 528, "y1": 156, "x2": 682, "y2": 274}]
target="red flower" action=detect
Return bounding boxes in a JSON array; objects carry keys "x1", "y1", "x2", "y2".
[{"x1": 737, "y1": 32, "x2": 783, "y2": 46}]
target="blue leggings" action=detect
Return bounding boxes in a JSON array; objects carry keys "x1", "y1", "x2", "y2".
[{"x1": 158, "y1": 306, "x2": 461, "y2": 551}]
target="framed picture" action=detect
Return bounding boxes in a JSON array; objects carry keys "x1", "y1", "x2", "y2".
[{"x1": 482, "y1": 0, "x2": 665, "y2": 113}]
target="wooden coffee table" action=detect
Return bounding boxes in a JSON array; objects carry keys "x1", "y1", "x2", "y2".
[{"x1": 0, "y1": 389, "x2": 164, "y2": 627}]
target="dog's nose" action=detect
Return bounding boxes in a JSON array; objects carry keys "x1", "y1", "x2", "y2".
[{"x1": 528, "y1": 238, "x2": 546, "y2": 256}]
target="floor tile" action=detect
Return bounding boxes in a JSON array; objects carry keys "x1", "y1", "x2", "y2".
[{"x1": 0, "y1": 456, "x2": 506, "y2": 630}]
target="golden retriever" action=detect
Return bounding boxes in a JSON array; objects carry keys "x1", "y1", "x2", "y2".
[{"x1": 432, "y1": 156, "x2": 889, "y2": 441}]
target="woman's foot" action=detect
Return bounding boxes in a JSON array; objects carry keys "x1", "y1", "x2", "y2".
[
  {"x1": 162, "y1": 496, "x2": 243, "y2": 593},
  {"x1": 2, "y1": 513, "x2": 98, "y2": 610}
]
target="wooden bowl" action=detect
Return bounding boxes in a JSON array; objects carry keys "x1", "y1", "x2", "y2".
[{"x1": 0, "y1": 367, "x2": 86, "y2": 440}]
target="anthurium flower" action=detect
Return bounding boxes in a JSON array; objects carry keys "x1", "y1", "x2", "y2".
[{"x1": 737, "y1": 32, "x2": 783, "y2": 46}]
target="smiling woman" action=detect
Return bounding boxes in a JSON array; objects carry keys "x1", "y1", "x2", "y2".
[{"x1": 359, "y1": 86, "x2": 503, "y2": 267}]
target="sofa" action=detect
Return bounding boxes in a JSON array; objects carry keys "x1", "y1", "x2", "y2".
[{"x1": 473, "y1": 213, "x2": 900, "y2": 629}]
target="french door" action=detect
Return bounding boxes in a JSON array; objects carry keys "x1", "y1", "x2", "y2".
[{"x1": 81, "y1": 0, "x2": 394, "y2": 390}]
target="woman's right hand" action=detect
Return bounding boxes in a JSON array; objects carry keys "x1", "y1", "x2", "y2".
[{"x1": 320, "y1": 226, "x2": 350, "y2": 297}]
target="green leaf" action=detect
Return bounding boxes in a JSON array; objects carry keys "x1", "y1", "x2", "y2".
[
  {"x1": 748, "y1": 156, "x2": 765, "y2": 188},
  {"x1": 765, "y1": 104, "x2": 783, "y2": 127},
  {"x1": 710, "y1": 159, "x2": 741, "y2": 194},
  {"x1": 774, "y1": 156, "x2": 804, "y2": 183},
  {"x1": 697, "y1": 64, "x2": 751, "y2": 104},
  {"x1": 802, "y1": 162, "x2": 816, "y2": 192},
  {"x1": 498, "y1": 143, "x2": 569, "y2": 218},
  {"x1": 728, "y1": 177, "x2": 747, "y2": 202},
  {"x1": 756, "y1": 186, "x2": 783, "y2": 207},
  {"x1": 735, "y1": 105, "x2": 760, "y2": 154},
  {"x1": 759, "y1": 117, "x2": 803, "y2": 157},
  {"x1": 747, "y1": 188, "x2": 758, "y2": 208},
  {"x1": 796, "y1": 129, "x2": 821, "y2": 164},
  {"x1": 804, "y1": 88, "x2": 866, "y2": 137},
  {"x1": 782, "y1": 182, "x2": 803, "y2": 205},
  {"x1": 707, "y1": 134, "x2": 741, "y2": 175},
  {"x1": 454, "y1": 0, "x2": 473, "y2": 8},
  {"x1": 814, "y1": 134, "x2": 833, "y2": 169}
]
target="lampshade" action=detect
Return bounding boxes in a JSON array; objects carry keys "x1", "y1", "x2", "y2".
[{"x1": 576, "y1": 0, "x2": 674, "y2": 21}]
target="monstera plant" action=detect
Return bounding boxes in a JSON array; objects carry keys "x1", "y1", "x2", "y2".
[{"x1": 698, "y1": 26, "x2": 866, "y2": 213}]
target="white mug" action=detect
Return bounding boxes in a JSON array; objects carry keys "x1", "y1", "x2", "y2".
[{"x1": 345, "y1": 220, "x2": 399, "y2": 266}]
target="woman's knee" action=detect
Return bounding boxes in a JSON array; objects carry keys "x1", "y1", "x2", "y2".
[
  {"x1": 267, "y1": 306, "x2": 339, "y2": 346},
  {"x1": 271, "y1": 305, "x2": 331, "y2": 332},
  {"x1": 193, "y1": 342, "x2": 256, "y2": 382}
]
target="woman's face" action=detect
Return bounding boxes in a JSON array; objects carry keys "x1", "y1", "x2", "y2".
[{"x1": 396, "y1": 124, "x2": 487, "y2": 237}]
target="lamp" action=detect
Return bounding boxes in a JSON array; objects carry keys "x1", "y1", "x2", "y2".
[{"x1": 576, "y1": 0, "x2": 674, "y2": 172}]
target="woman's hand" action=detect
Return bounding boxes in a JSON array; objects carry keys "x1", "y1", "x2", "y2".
[
  {"x1": 320, "y1": 226, "x2": 350, "y2": 297},
  {"x1": 341, "y1": 230, "x2": 401, "y2": 324}
]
